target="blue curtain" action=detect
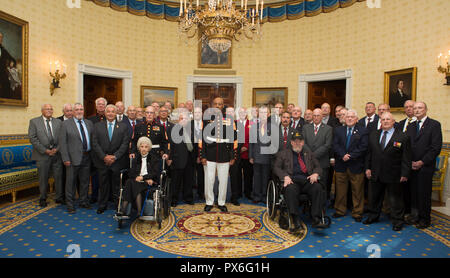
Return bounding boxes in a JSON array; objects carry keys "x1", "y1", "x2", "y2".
[{"x1": 89, "y1": 0, "x2": 365, "y2": 22}]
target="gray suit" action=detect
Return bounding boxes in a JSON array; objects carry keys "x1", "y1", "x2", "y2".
[
  {"x1": 302, "y1": 123, "x2": 332, "y2": 193},
  {"x1": 28, "y1": 116, "x2": 63, "y2": 202},
  {"x1": 58, "y1": 117, "x2": 94, "y2": 209}
]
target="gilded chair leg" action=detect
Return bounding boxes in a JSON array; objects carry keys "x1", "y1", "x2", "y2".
[{"x1": 12, "y1": 191, "x2": 16, "y2": 203}]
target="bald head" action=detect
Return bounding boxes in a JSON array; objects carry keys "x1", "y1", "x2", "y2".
[
  {"x1": 212, "y1": 97, "x2": 224, "y2": 111},
  {"x1": 312, "y1": 108, "x2": 323, "y2": 125}
]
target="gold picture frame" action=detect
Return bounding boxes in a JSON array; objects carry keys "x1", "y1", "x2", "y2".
[
  {"x1": 0, "y1": 10, "x2": 28, "y2": 107},
  {"x1": 252, "y1": 87, "x2": 288, "y2": 109},
  {"x1": 198, "y1": 39, "x2": 232, "y2": 69},
  {"x1": 140, "y1": 86, "x2": 178, "y2": 108},
  {"x1": 384, "y1": 67, "x2": 417, "y2": 111}
]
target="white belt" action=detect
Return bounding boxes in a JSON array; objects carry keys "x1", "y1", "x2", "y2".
[
  {"x1": 206, "y1": 136, "x2": 230, "y2": 143},
  {"x1": 152, "y1": 144, "x2": 160, "y2": 149}
]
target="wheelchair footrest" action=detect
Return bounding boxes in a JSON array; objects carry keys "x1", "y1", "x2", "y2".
[
  {"x1": 113, "y1": 214, "x2": 130, "y2": 221},
  {"x1": 139, "y1": 215, "x2": 156, "y2": 221}
]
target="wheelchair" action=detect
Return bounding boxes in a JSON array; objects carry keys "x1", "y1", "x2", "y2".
[
  {"x1": 266, "y1": 176, "x2": 331, "y2": 232},
  {"x1": 113, "y1": 159, "x2": 171, "y2": 229}
]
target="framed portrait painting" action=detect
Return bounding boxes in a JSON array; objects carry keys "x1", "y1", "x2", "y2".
[
  {"x1": 252, "y1": 87, "x2": 288, "y2": 109},
  {"x1": 384, "y1": 67, "x2": 417, "y2": 111},
  {"x1": 198, "y1": 39, "x2": 232, "y2": 69},
  {"x1": 140, "y1": 86, "x2": 178, "y2": 108},
  {"x1": 0, "y1": 10, "x2": 28, "y2": 107}
]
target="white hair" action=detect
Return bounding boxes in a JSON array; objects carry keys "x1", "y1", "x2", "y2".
[
  {"x1": 137, "y1": 136, "x2": 152, "y2": 150},
  {"x1": 105, "y1": 104, "x2": 117, "y2": 112},
  {"x1": 95, "y1": 97, "x2": 107, "y2": 106},
  {"x1": 346, "y1": 109, "x2": 358, "y2": 117}
]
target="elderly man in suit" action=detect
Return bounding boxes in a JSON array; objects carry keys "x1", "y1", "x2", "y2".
[
  {"x1": 115, "y1": 101, "x2": 128, "y2": 123},
  {"x1": 273, "y1": 132, "x2": 328, "y2": 231},
  {"x1": 321, "y1": 103, "x2": 340, "y2": 128},
  {"x1": 278, "y1": 111, "x2": 295, "y2": 152},
  {"x1": 332, "y1": 109, "x2": 368, "y2": 222},
  {"x1": 57, "y1": 103, "x2": 73, "y2": 122},
  {"x1": 168, "y1": 112, "x2": 195, "y2": 206},
  {"x1": 302, "y1": 108, "x2": 333, "y2": 200},
  {"x1": 28, "y1": 104, "x2": 63, "y2": 207},
  {"x1": 59, "y1": 103, "x2": 94, "y2": 213},
  {"x1": 92, "y1": 104, "x2": 130, "y2": 214},
  {"x1": 249, "y1": 106, "x2": 274, "y2": 204},
  {"x1": 358, "y1": 102, "x2": 379, "y2": 129},
  {"x1": 192, "y1": 106, "x2": 205, "y2": 200},
  {"x1": 406, "y1": 102, "x2": 442, "y2": 229},
  {"x1": 367, "y1": 103, "x2": 391, "y2": 133},
  {"x1": 290, "y1": 106, "x2": 305, "y2": 132},
  {"x1": 364, "y1": 112, "x2": 411, "y2": 231}
]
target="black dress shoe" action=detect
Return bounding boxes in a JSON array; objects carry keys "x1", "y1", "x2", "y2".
[
  {"x1": 332, "y1": 213, "x2": 344, "y2": 218},
  {"x1": 39, "y1": 200, "x2": 47, "y2": 207},
  {"x1": 55, "y1": 199, "x2": 65, "y2": 205},
  {"x1": 97, "y1": 208, "x2": 105, "y2": 214},
  {"x1": 79, "y1": 203, "x2": 91, "y2": 209},
  {"x1": 231, "y1": 199, "x2": 240, "y2": 206},
  {"x1": 393, "y1": 224, "x2": 403, "y2": 231},
  {"x1": 363, "y1": 218, "x2": 378, "y2": 225},
  {"x1": 312, "y1": 218, "x2": 329, "y2": 229},
  {"x1": 353, "y1": 216, "x2": 362, "y2": 222},
  {"x1": 289, "y1": 215, "x2": 303, "y2": 232},
  {"x1": 171, "y1": 202, "x2": 178, "y2": 207},
  {"x1": 218, "y1": 205, "x2": 228, "y2": 212},
  {"x1": 67, "y1": 208, "x2": 76, "y2": 214},
  {"x1": 185, "y1": 200, "x2": 194, "y2": 205},
  {"x1": 204, "y1": 205, "x2": 213, "y2": 212}
]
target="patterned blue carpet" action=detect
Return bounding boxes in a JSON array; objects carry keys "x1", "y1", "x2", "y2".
[{"x1": 0, "y1": 194, "x2": 448, "y2": 258}]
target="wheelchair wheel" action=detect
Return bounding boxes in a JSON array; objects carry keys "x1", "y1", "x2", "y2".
[
  {"x1": 153, "y1": 190, "x2": 163, "y2": 229},
  {"x1": 266, "y1": 180, "x2": 278, "y2": 220},
  {"x1": 162, "y1": 177, "x2": 171, "y2": 219}
]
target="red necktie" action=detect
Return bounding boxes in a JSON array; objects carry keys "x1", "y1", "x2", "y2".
[
  {"x1": 314, "y1": 125, "x2": 318, "y2": 136},
  {"x1": 132, "y1": 121, "x2": 135, "y2": 139},
  {"x1": 163, "y1": 122, "x2": 166, "y2": 130},
  {"x1": 298, "y1": 153, "x2": 307, "y2": 173},
  {"x1": 283, "y1": 127, "x2": 288, "y2": 147}
]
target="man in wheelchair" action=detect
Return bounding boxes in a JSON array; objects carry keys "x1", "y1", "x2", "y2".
[
  {"x1": 115, "y1": 136, "x2": 161, "y2": 219},
  {"x1": 272, "y1": 132, "x2": 329, "y2": 231}
]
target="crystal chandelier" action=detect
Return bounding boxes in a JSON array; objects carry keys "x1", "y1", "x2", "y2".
[{"x1": 178, "y1": 0, "x2": 263, "y2": 54}]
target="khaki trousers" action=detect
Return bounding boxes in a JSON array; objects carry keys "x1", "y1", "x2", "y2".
[{"x1": 334, "y1": 169, "x2": 365, "y2": 217}]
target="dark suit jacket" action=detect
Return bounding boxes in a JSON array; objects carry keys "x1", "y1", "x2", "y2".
[
  {"x1": 278, "y1": 125, "x2": 296, "y2": 152},
  {"x1": 273, "y1": 148, "x2": 322, "y2": 181},
  {"x1": 406, "y1": 117, "x2": 442, "y2": 171},
  {"x1": 122, "y1": 118, "x2": 142, "y2": 139},
  {"x1": 191, "y1": 119, "x2": 203, "y2": 161},
  {"x1": 324, "y1": 116, "x2": 340, "y2": 129},
  {"x1": 169, "y1": 126, "x2": 195, "y2": 169},
  {"x1": 366, "y1": 118, "x2": 399, "y2": 135},
  {"x1": 358, "y1": 114, "x2": 379, "y2": 129},
  {"x1": 87, "y1": 113, "x2": 105, "y2": 124},
  {"x1": 249, "y1": 120, "x2": 275, "y2": 164},
  {"x1": 333, "y1": 125, "x2": 369, "y2": 174},
  {"x1": 128, "y1": 153, "x2": 160, "y2": 182},
  {"x1": 366, "y1": 128, "x2": 411, "y2": 183},
  {"x1": 92, "y1": 120, "x2": 130, "y2": 171},
  {"x1": 291, "y1": 117, "x2": 305, "y2": 133}
]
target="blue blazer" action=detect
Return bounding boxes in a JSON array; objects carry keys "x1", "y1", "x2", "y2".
[{"x1": 333, "y1": 125, "x2": 369, "y2": 174}]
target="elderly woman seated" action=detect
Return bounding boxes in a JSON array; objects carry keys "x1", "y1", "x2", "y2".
[{"x1": 116, "y1": 137, "x2": 160, "y2": 218}]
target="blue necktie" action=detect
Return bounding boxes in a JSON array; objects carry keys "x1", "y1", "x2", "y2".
[
  {"x1": 108, "y1": 122, "x2": 113, "y2": 141},
  {"x1": 416, "y1": 120, "x2": 421, "y2": 133},
  {"x1": 345, "y1": 127, "x2": 352, "y2": 150}
]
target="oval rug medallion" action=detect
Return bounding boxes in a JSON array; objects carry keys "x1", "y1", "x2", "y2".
[{"x1": 130, "y1": 203, "x2": 307, "y2": 258}]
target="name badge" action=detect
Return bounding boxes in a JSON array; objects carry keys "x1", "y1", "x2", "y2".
[
  {"x1": 153, "y1": 126, "x2": 160, "y2": 131},
  {"x1": 393, "y1": 142, "x2": 402, "y2": 148}
]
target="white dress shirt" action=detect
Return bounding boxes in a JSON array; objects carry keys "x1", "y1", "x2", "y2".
[{"x1": 139, "y1": 155, "x2": 148, "y2": 176}]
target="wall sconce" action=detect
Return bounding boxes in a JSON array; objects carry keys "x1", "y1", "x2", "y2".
[
  {"x1": 437, "y1": 51, "x2": 450, "y2": 85},
  {"x1": 49, "y1": 61, "x2": 67, "y2": 95}
]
